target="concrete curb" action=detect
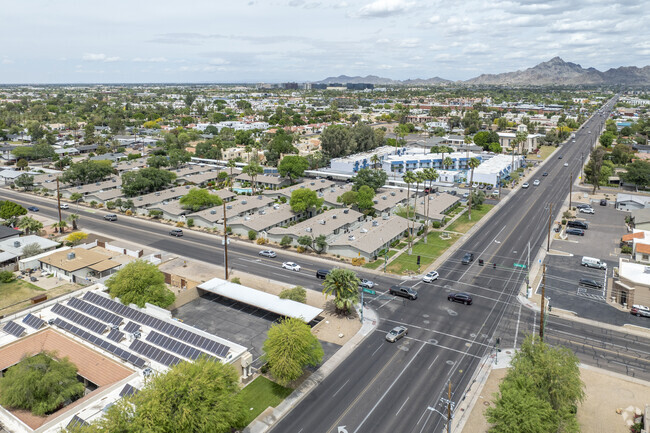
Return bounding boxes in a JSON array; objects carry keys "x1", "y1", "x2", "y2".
[{"x1": 244, "y1": 307, "x2": 379, "y2": 433}]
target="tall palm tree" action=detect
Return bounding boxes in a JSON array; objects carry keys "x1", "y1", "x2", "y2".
[
  {"x1": 242, "y1": 161, "x2": 263, "y2": 195},
  {"x1": 423, "y1": 168, "x2": 439, "y2": 233},
  {"x1": 52, "y1": 220, "x2": 68, "y2": 234},
  {"x1": 18, "y1": 216, "x2": 43, "y2": 235},
  {"x1": 413, "y1": 171, "x2": 425, "y2": 238},
  {"x1": 226, "y1": 159, "x2": 237, "y2": 191},
  {"x1": 443, "y1": 156, "x2": 454, "y2": 171},
  {"x1": 370, "y1": 154, "x2": 380, "y2": 170},
  {"x1": 322, "y1": 269, "x2": 360, "y2": 315},
  {"x1": 402, "y1": 170, "x2": 417, "y2": 252},
  {"x1": 67, "y1": 213, "x2": 80, "y2": 231},
  {"x1": 463, "y1": 135, "x2": 473, "y2": 161},
  {"x1": 467, "y1": 157, "x2": 481, "y2": 221}
]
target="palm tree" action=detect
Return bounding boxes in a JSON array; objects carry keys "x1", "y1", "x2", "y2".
[
  {"x1": 226, "y1": 159, "x2": 237, "y2": 191},
  {"x1": 67, "y1": 213, "x2": 80, "y2": 231},
  {"x1": 322, "y1": 269, "x2": 360, "y2": 315},
  {"x1": 422, "y1": 168, "x2": 438, "y2": 236},
  {"x1": 242, "y1": 161, "x2": 263, "y2": 195},
  {"x1": 370, "y1": 154, "x2": 380, "y2": 170},
  {"x1": 52, "y1": 220, "x2": 68, "y2": 234},
  {"x1": 443, "y1": 156, "x2": 454, "y2": 171},
  {"x1": 18, "y1": 216, "x2": 43, "y2": 235},
  {"x1": 463, "y1": 135, "x2": 473, "y2": 161},
  {"x1": 467, "y1": 157, "x2": 481, "y2": 221},
  {"x1": 402, "y1": 170, "x2": 417, "y2": 252}
]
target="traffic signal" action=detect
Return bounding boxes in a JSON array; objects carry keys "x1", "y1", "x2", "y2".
[
  {"x1": 479, "y1": 259, "x2": 484, "y2": 266},
  {"x1": 417, "y1": 255, "x2": 421, "y2": 265}
]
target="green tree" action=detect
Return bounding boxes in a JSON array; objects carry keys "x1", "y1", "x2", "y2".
[
  {"x1": 14, "y1": 173, "x2": 34, "y2": 191},
  {"x1": 280, "y1": 235, "x2": 293, "y2": 248},
  {"x1": 61, "y1": 160, "x2": 115, "y2": 185},
  {"x1": 352, "y1": 168, "x2": 387, "y2": 192},
  {"x1": 584, "y1": 146, "x2": 606, "y2": 193},
  {"x1": 610, "y1": 143, "x2": 635, "y2": 165},
  {"x1": 147, "y1": 154, "x2": 169, "y2": 168},
  {"x1": 70, "y1": 192, "x2": 84, "y2": 203},
  {"x1": 83, "y1": 357, "x2": 246, "y2": 433},
  {"x1": 263, "y1": 317, "x2": 323, "y2": 386},
  {"x1": 422, "y1": 167, "x2": 438, "y2": 230},
  {"x1": 242, "y1": 161, "x2": 264, "y2": 195},
  {"x1": 322, "y1": 268, "x2": 360, "y2": 314},
  {"x1": 106, "y1": 260, "x2": 175, "y2": 308},
  {"x1": 18, "y1": 216, "x2": 43, "y2": 235},
  {"x1": 337, "y1": 190, "x2": 357, "y2": 207},
  {"x1": 599, "y1": 131, "x2": 616, "y2": 147},
  {"x1": 0, "y1": 352, "x2": 84, "y2": 416},
  {"x1": 0, "y1": 200, "x2": 27, "y2": 221},
  {"x1": 21, "y1": 243, "x2": 43, "y2": 258},
  {"x1": 356, "y1": 185, "x2": 375, "y2": 212},
  {"x1": 66, "y1": 231, "x2": 88, "y2": 246},
  {"x1": 290, "y1": 189, "x2": 323, "y2": 213},
  {"x1": 621, "y1": 160, "x2": 650, "y2": 188},
  {"x1": 279, "y1": 286, "x2": 307, "y2": 303},
  {"x1": 278, "y1": 155, "x2": 309, "y2": 183},
  {"x1": 443, "y1": 156, "x2": 454, "y2": 170},
  {"x1": 179, "y1": 188, "x2": 223, "y2": 212},
  {"x1": 265, "y1": 129, "x2": 298, "y2": 166},
  {"x1": 467, "y1": 157, "x2": 481, "y2": 220},
  {"x1": 320, "y1": 124, "x2": 355, "y2": 158},
  {"x1": 15, "y1": 158, "x2": 28, "y2": 170},
  {"x1": 121, "y1": 167, "x2": 176, "y2": 197}
]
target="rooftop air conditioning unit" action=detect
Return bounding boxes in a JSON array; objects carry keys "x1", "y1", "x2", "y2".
[
  {"x1": 319, "y1": 220, "x2": 326, "y2": 225},
  {"x1": 343, "y1": 209, "x2": 349, "y2": 214},
  {"x1": 330, "y1": 188, "x2": 335, "y2": 192},
  {"x1": 138, "y1": 197, "x2": 143, "y2": 201},
  {"x1": 258, "y1": 195, "x2": 263, "y2": 200},
  {"x1": 318, "y1": 192, "x2": 324, "y2": 197},
  {"x1": 171, "y1": 189, "x2": 176, "y2": 192},
  {"x1": 226, "y1": 205, "x2": 232, "y2": 209},
  {"x1": 391, "y1": 192, "x2": 396, "y2": 196},
  {"x1": 361, "y1": 228, "x2": 368, "y2": 233},
  {"x1": 242, "y1": 200, "x2": 247, "y2": 205},
  {"x1": 112, "y1": 179, "x2": 116, "y2": 182},
  {"x1": 321, "y1": 179, "x2": 325, "y2": 183},
  {"x1": 306, "y1": 227, "x2": 312, "y2": 232},
  {"x1": 13, "y1": 241, "x2": 20, "y2": 248},
  {"x1": 372, "y1": 221, "x2": 379, "y2": 226},
  {"x1": 155, "y1": 192, "x2": 160, "y2": 196},
  {"x1": 273, "y1": 204, "x2": 280, "y2": 209},
  {"x1": 400, "y1": 189, "x2": 403, "y2": 192},
  {"x1": 332, "y1": 215, "x2": 337, "y2": 219},
  {"x1": 348, "y1": 235, "x2": 355, "y2": 241},
  {"x1": 67, "y1": 252, "x2": 76, "y2": 260},
  {"x1": 245, "y1": 216, "x2": 251, "y2": 221},
  {"x1": 373, "y1": 200, "x2": 378, "y2": 204},
  {"x1": 259, "y1": 210, "x2": 265, "y2": 215},
  {"x1": 186, "y1": 185, "x2": 190, "y2": 189},
  {"x1": 77, "y1": 186, "x2": 82, "y2": 190},
  {"x1": 210, "y1": 210, "x2": 216, "y2": 214},
  {"x1": 382, "y1": 215, "x2": 389, "y2": 220},
  {"x1": 382, "y1": 196, "x2": 387, "y2": 200}
]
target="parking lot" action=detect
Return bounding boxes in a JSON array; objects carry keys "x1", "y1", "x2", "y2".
[
  {"x1": 538, "y1": 200, "x2": 650, "y2": 327},
  {"x1": 172, "y1": 292, "x2": 341, "y2": 368}
]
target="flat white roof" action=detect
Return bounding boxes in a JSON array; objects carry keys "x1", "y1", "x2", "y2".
[{"x1": 198, "y1": 278, "x2": 323, "y2": 323}]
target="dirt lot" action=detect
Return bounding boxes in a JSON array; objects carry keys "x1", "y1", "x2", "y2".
[{"x1": 461, "y1": 364, "x2": 649, "y2": 433}]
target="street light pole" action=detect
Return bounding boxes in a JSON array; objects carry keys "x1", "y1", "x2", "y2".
[{"x1": 223, "y1": 201, "x2": 229, "y2": 280}]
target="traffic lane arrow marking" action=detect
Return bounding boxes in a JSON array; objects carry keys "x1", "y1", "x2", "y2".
[{"x1": 338, "y1": 427, "x2": 348, "y2": 433}]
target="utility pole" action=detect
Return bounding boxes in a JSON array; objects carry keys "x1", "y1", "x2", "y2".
[
  {"x1": 539, "y1": 265, "x2": 546, "y2": 342},
  {"x1": 447, "y1": 381, "x2": 452, "y2": 433},
  {"x1": 526, "y1": 241, "x2": 530, "y2": 296},
  {"x1": 222, "y1": 201, "x2": 229, "y2": 280},
  {"x1": 568, "y1": 171, "x2": 573, "y2": 209},
  {"x1": 56, "y1": 178, "x2": 62, "y2": 233},
  {"x1": 546, "y1": 203, "x2": 553, "y2": 251}
]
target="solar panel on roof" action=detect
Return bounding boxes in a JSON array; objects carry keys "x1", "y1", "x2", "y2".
[
  {"x1": 124, "y1": 321, "x2": 140, "y2": 333},
  {"x1": 67, "y1": 415, "x2": 89, "y2": 428},
  {"x1": 145, "y1": 331, "x2": 215, "y2": 362},
  {"x1": 3, "y1": 321, "x2": 26, "y2": 338},
  {"x1": 52, "y1": 303, "x2": 107, "y2": 335},
  {"x1": 119, "y1": 384, "x2": 138, "y2": 398},
  {"x1": 129, "y1": 339, "x2": 181, "y2": 367},
  {"x1": 106, "y1": 328, "x2": 125, "y2": 343},
  {"x1": 68, "y1": 297, "x2": 122, "y2": 325},
  {"x1": 22, "y1": 313, "x2": 45, "y2": 330}
]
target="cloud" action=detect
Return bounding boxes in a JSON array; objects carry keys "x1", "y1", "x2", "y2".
[
  {"x1": 354, "y1": 0, "x2": 415, "y2": 18},
  {"x1": 132, "y1": 57, "x2": 168, "y2": 63},
  {"x1": 2, "y1": 57, "x2": 14, "y2": 65},
  {"x1": 208, "y1": 58, "x2": 230, "y2": 65},
  {"x1": 398, "y1": 38, "x2": 420, "y2": 48},
  {"x1": 83, "y1": 53, "x2": 119, "y2": 62}
]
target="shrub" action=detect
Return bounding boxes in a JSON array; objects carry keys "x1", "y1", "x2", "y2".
[
  {"x1": 432, "y1": 221, "x2": 441, "y2": 229},
  {"x1": 96, "y1": 203, "x2": 103, "y2": 208},
  {"x1": 248, "y1": 230, "x2": 257, "y2": 240},
  {"x1": 187, "y1": 218, "x2": 194, "y2": 227},
  {"x1": 125, "y1": 209, "x2": 133, "y2": 216},
  {"x1": 561, "y1": 219, "x2": 567, "y2": 225},
  {"x1": 226, "y1": 226, "x2": 232, "y2": 234},
  {"x1": 256, "y1": 238, "x2": 267, "y2": 245},
  {"x1": 279, "y1": 286, "x2": 307, "y2": 303},
  {"x1": 106, "y1": 201, "x2": 116, "y2": 210},
  {"x1": 231, "y1": 277, "x2": 241, "y2": 284},
  {"x1": 621, "y1": 245, "x2": 633, "y2": 254},
  {"x1": 563, "y1": 210, "x2": 572, "y2": 220},
  {"x1": 296, "y1": 246, "x2": 305, "y2": 253},
  {"x1": 148, "y1": 210, "x2": 163, "y2": 219},
  {"x1": 175, "y1": 221, "x2": 185, "y2": 227},
  {"x1": 351, "y1": 257, "x2": 366, "y2": 266},
  {"x1": 90, "y1": 200, "x2": 98, "y2": 208},
  {"x1": 0, "y1": 270, "x2": 15, "y2": 283},
  {"x1": 280, "y1": 236, "x2": 292, "y2": 248}
]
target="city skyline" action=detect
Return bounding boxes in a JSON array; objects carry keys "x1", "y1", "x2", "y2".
[{"x1": 1, "y1": 0, "x2": 648, "y2": 84}]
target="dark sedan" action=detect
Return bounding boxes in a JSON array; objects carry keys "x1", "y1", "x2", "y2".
[
  {"x1": 447, "y1": 292, "x2": 473, "y2": 305},
  {"x1": 566, "y1": 228, "x2": 585, "y2": 236},
  {"x1": 27, "y1": 206, "x2": 39, "y2": 212}
]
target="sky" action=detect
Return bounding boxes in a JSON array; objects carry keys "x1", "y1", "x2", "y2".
[{"x1": 1, "y1": 0, "x2": 648, "y2": 84}]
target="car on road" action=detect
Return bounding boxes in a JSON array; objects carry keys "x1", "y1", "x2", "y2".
[
  {"x1": 104, "y1": 214, "x2": 118, "y2": 221},
  {"x1": 533, "y1": 179, "x2": 540, "y2": 186},
  {"x1": 630, "y1": 305, "x2": 650, "y2": 318},
  {"x1": 461, "y1": 252, "x2": 474, "y2": 265},
  {"x1": 282, "y1": 262, "x2": 301, "y2": 272},
  {"x1": 448, "y1": 292, "x2": 473, "y2": 305},
  {"x1": 579, "y1": 207, "x2": 594, "y2": 214},
  {"x1": 60, "y1": 203, "x2": 69, "y2": 209},
  {"x1": 259, "y1": 250, "x2": 277, "y2": 258},
  {"x1": 385, "y1": 326, "x2": 408, "y2": 343},
  {"x1": 542, "y1": 172, "x2": 548, "y2": 176},
  {"x1": 27, "y1": 206, "x2": 39, "y2": 212},
  {"x1": 563, "y1": 162, "x2": 569, "y2": 167},
  {"x1": 522, "y1": 182, "x2": 529, "y2": 189},
  {"x1": 389, "y1": 285, "x2": 418, "y2": 300},
  {"x1": 566, "y1": 228, "x2": 585, "y2": 236},
  {"x1": 316, "y1": 269, "x2": 330, "y2": 279},
  {"x1": 359, "y1": 279, "x2": 375, "y2": 289},
  {"x1": 600, "y1": 199, "x2": 608, "y2": 206},
  {"x1": 558, "y1": 155, "x2": 563, "y2": 159},
  {"x1": 169, "y1": 228, "x2": 183, "y2": 237},
  {"x1": 423, "y1": 271, "x2": 439, "y2": 283},
  {"x1": 579, "y1": 278, "x2": 602, "y2": 289}
]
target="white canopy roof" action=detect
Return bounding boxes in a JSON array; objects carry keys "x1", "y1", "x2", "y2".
[{"x1": 198, "y1": 278, "x2": 323, "y2": 323}]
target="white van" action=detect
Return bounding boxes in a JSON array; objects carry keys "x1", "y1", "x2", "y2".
[{"x1": 581, "y1": 256, "x2": 606, "y2": 270}]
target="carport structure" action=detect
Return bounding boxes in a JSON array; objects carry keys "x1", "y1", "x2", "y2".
[{"x1": 197, "y1": 278, "x2": 324, "y2": 325}]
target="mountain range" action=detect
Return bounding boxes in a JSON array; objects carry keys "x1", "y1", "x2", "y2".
[{"x1": 313, "y1": 57, "x2": 650, "y2": 86}]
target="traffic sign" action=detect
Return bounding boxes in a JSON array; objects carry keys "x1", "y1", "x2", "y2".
[
  {"x1": 361, "y1": 288, "x2": 376, "y2": 295},
  {"x1": 513, "y1": 263, "x2": 526, "y2": 269}
]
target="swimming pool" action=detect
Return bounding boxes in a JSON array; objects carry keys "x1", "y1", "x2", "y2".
[{"x1": 232, "y1": 187, "x2": 253, "y2": 194}]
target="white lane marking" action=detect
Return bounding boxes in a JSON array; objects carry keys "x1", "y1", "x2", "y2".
[
  {"x1": 332, "y1": 379, "x2": 350, "y2": 398},
  {"x1": 514, "y1": 303, "x2": 521, "y2": 348},
  {"x1": 371, "y1": 344, "x2": 383, "y2": 357},
  {"x1": 383, "y1": 319, "x2": 491, "y2": 350},
  {"x1": 395, "y1": 397, "x2": 410, "y2": 417},
  {"x1": 352, "y1": 343, "x2": 427, "y2": 433},
  {"x1": 427, "y1": 355, "x2": 439, "y2": 371}
]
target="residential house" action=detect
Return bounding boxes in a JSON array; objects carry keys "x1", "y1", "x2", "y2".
[
  {"x1": 267, "y1": 208, "x2": 364, "y2": 246},
  {"x1": 235, "y1": 173, "x2": 290, "y2": 190},
  {"x1": 85, "y1": 188, "x2": 124, "y2": 205},
  {"x1": 38, "y1": 247, "x2": 126, "y2": 284},
  {"x1": 189, "y1": 195, "x2": 275, "y2": 229},
  {"x1": 0, "y1": 226, "x2": 22, "y2": 241},
  {"x1": 270, "y1": 178, "x2": 337, "y2": 201},
  {"x1": 90, "y1": 152, "x2": 125, "y2": 162},
  {"x1": 142, "y1": 200, "x2": 191, "y2": 221},
  {"x1": 114, "y1": 158, "x2": 148, "y2": 173},
  {"x1": 321, "y1": 183, "x2": 353, "y2": 208},
  {"x1": 372, "y1": 188, "x2": 413, "y2": 216},
  {"x1": 616, "y1": 193, "x2": 650, "y2": 211},
  {"x1": 61, "y1": 177, "x2": 122, "y2": 199},
  {"x1": 414, "y1": 192, "x2": 461, "y2": 223},
  {"x1": 227, "y1": 203, "x2": 302, "y2": 237}
]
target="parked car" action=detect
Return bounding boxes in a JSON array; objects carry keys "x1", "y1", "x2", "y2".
[
  {"x1": 359, "y1": 279, "x2": 375, "y2": 289},
  {"x1": 169, "y1": 228, "x2": 183, "y2": 237},
  {"x1": 630, "y1": 305, "x2": 650, "y2": 318},
  {"x1": 448, "y1": 292, "x2": 473, "y2": 305},
  {"x1": 259, "y1": 250, "x2": 277, "y2": 258},
  {"x1": 27, "y1": 206, "x2": 39, "y2": 212},
  {"x1": 579, "y1": 278, "x2": 602, "y2": 289},
  {"x1": 522, "y1": 182, "x2": 529, "y2": 189},
  {"x1": 461, "y1": 253, "x2": 474, "y2": 265},
  {"x1": 563, "y1": 162, "x2": 569, "y2": 167},
  {"x1": 423, "y1": 271, "x2": 439, "y2": 283},
  {"x1": 104, "y1": 214, "x2": 118, "y2": 221},
  {"x1": 600, "y1": 199, "x2": 608, "y2": 206},
  {"x1": 566, "y1": 228, "x2": 585, "y2": 236},
  {"x1": 567, "y1": 220, "x2": 589, "y2": 230},
  {"x1": 389, "y1": 285, "x2": 418, "y2": 300},
  {"x1": 60, "y1": 203, "x2": 69, "y2": 209},
  {"x1": 385, "y1": 326, "x2": 408, "y2": 343},
  {"x1": 558, "y1": 155, "x2": 564, "y2": 159},
  {"x1": 575, "y1": 203, "x2": 591, "y2": 209},
  {"x1": 316, "y1": 269, "x2": 330, "y2": 279},
  {"x1": 486, "y1": 185, "x2": 493, "y2": 190},
  {"x1": 533, "y1": 180, "x2": 540, "y2": 186},
  {"x1": 579, "y1": 207, "x2": 594, "y2": 214},
  {"x1": 542, "y1": 172, "x2": 548, "y2": 176},
  {"x1": 282, "y1": 262, "x2": 301, "y2": 272}
]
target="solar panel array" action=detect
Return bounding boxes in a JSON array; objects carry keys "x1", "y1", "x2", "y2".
[
  {"x1": 52, "y1": 303, "x2": 107, "y2": 335},
  {"x1": 119, "y1": 384, "x2": 138, "y2": 398},
  {"x1": 53, "y1": 318, "x2": 146, "y2": 368},
  {"x1": 123, "y1": 321, "x2": 140, "y2": 334},
  {"x1": 3, "y1": 321, "x2": 25, "y2": 337},
  {"x1": 83, "y1": 292, "x2": 230, "y2": 358},
  {"x1": 22, "y1": 313, "x2": 45, "y2": 330},
  {"x1": 106, "y1": 328, "x2": 125, "y2": 343},
  {"x1": 67, "y1": 415, "x2": 89, "y2": 428},
  {"x1": 129, "y1": 339, "x2": 181, "y2": 367},
  {"x1": 146, "y1": 331, "x2": 214, "y2": 361},
  {"x1": 68, "y1": 297, "x2": 122, "y2": 325}
]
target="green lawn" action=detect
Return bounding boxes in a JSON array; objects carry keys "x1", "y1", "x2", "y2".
[
  {"x1": 363, "y1": 250, "x2": 398, "y2": 270},
  {"x1": 535, "y1": 145, "x2": 556, "y2": 160},
  {"x1": 446, "y1": 204, "x2": 494, "y2": 234},
  {"x1": 239, "y1": 376, "x2": 293, "y2": 426},
  {"x1": 0, "y1": 279, "x2": 45, "y2": 310},
  {"x1": 386, "y1": 232, "x2": 461, "y2": 274}
]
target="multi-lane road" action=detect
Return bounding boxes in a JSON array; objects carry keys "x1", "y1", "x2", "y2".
[{"x1": 3, "y1": 98, "x2": 650, "y2": 432}]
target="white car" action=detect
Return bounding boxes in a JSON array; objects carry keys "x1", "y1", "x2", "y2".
[
  {"x1": 359, "y1": 279, "x2": 375, "y2": 289},
  {"x1": 563, "y1": 162, "x2": 569, "y2": 167},
  {"x1": 579, "y1": 207, "x2": 595, "y2": 214},
  {"x1": 60, "y1": 203, "x2": 69, "y2": 209},
  {"x1": 533, "y1": 179, "x2": 540, "y2": 186},
  {"x1": 282, "y1": 262, "x2": 300, "y2": 272},
  {"x1": 423, "y1": 271, "x2": 439, "y2": 283},
  {"x1": 522, "y1": 182, "x2": 529, "y2": 189}
]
